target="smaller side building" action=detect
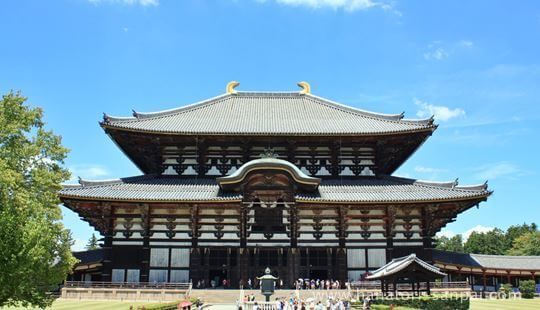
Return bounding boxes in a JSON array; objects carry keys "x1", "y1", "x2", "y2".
[
  {"x1": 69, "y1": 249, "x2": 104, "y2": 282},
  {"x1": 433, "y1": 250, "x2": 540, "y2": 292}
]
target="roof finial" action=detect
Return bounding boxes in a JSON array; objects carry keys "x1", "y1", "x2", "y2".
[
  {"x1": 297, "y1": 81, "x2": 311, "y2": 94},
  {"x1": 226, "y1": 81, "x2": 240, "y2": 94}
]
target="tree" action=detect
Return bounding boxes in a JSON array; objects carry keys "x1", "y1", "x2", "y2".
[
  {"x1": 85, "y1": 233, "x2": 99, "y2": 250},
  {"x1": 464, "y1": 229, "x2": 506, "y2": 254},
  {"x1": 435, "y1": 235, "x2": 464, "y2": 253},
  {"x1": 508, "y1": 231, "x2": 540, "y2": 256},
  {"x1": 0, "y1": 92, "x2": 77, "y2": 308},
  {"x1": 504, "y1": 223, "x2": 537, "y2": 254}
]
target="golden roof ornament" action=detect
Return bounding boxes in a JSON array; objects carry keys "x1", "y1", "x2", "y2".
[
  {"x1": 226, "y1": 81, "x2": 240, "y2": 94},
  {"x1": 297, "y1": 81, "x2": 311, "y2": 94}
]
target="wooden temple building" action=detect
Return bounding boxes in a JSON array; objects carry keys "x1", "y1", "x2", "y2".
[{"x1": 60, "y1": 82, "x2": 493, "y2": 288}]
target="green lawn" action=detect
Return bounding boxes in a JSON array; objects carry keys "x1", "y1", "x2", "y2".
[
  {"x1": 471, "y1": 298, "x2": 540, "y2": 310},
  {"x1": 2, "y1": 300, "x2": 158, "y2": 310}
]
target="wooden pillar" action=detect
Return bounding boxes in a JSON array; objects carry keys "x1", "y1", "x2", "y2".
[
  {"x1": 290, "y1": 205, "x2": 298, "y2": 248},
  {"x1": 100, "y1": 203, "x2": 114, "y2": 282},
  {"x1": 240, "y1": 204, "x2": 247, "y2": 248},
  {"x1": 385, "y1": 206, "x2": 396, "y2": 261},
  {"x1": 482, "y1": 270, "x2": 487, "y2": 295},
  {"x1": 426, "y1": 280, "x2": 431, "y2": 295},
  {"x1": 337, "y1": 206, "x2": 347, "y2": 248},
  {"x1": 139, "y1": 204, "x2": 150, "y2": 283},
  {"x1": 330, "y1": 141, "x2": 340, "y2": 177},
  {"x1": 290, "y1": 248, "x2": 300, "y2": 288},
  {"x1": 190, "y1": 205, "x2": 199, "y2": 248},
  {"x1": 239, "y1": 248, "x2": 249, "y2": 287},
  {"x1": 196, "y1": 138, "x2": 207, "y2": 176},
  {"x1": 327, "y1": 248, "x2": 333, "y2": 280},
  {"x1": 421, "y1": 206, "x2": 434, "y2": 251},
  {"x1": 336, "y1": 248, "x2": 347, "y2": 284}
]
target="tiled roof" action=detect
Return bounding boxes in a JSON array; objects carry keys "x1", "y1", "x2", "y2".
[
  {"x1": 101, "y1": 92, "x2": 436, "y2": 136},
  {"x1": 297, "y1": 176, "x2": 490, "y2": 203},
  {"x1": 73, "y1": 249, "x2": 104, "y2": 265},
  {"x1": 59, "y1": 175, "x2": 490, "y2": 203},
  {"x1": 60, "y1": 175, "x2": 242, "y2": 202},
  {"x1": 432, "y1": 250, "x2": 481, "y2": 267},
  {"x1": 433, "y1": 250, "x2": 540, "y2": 271},
  {"x1": 367, "y1": 254, "x2": 446, "y2": 280},
  {"x1": 471, "y1": 254, "x2": 540, "y2": 270}
]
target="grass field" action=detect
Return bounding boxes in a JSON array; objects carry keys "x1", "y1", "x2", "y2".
[
  {"x1": 2, "y1": 300, "x2": 157, "y2": 310},
  {"x1": 471, "y1": 298, "x2": 540, "y2": 310}
]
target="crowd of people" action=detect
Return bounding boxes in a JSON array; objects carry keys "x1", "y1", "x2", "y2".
[
  {"x1": 295, "y1": 279, "x2": 344, "y2": 290},
  {"x1": 194, "y1": 277, "x2": 347, "y2": 290},
  {"x1": 240, "y1": 295, "x2": 353, "y2": 310}
]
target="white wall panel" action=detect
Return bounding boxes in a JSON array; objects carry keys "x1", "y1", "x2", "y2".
[
  {"x1": 111, "y1": 269, "x2": 125, "y2": 282},
  {"x1": 170, "y1": 270, "x2": 189, "y2": 283},
  {"x1": 367, "y1": 249, "x2": 386, "y2": 268},
  {"x1": 150, "y1": 248, "x2": 169, "y2": 267},
  {"x1": 347, "y1": 249, "x2": 366, "y2": 268},
  {"x1": 149, "y1": 270, "x2": 168, "y2": 283},
  {"x1": 170, "y1": 249, "x2": 190, "y2": 268}
]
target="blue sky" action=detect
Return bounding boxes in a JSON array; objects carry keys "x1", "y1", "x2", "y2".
[{"x1": 1, "y1": 0, "x2": 539, "y2": 250}]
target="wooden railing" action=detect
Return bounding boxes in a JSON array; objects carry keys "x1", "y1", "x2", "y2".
[
  {"x1": 241, "y1": 301, "x2": 277, "y2": 310},
  {"x1": 63, "y1": 281, "x2": 192, "y2": 291}
]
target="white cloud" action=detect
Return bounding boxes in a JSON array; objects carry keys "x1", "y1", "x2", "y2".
[
  {"x1": 424, "y1": 48, "x2": 448, "y2": 61},
  {"x1": 437, "y1": 229, "x2": 456, "y2": 238},
  {"x1": 462, "y1": 225, "x2": 495, "y2": 241},
  {"x1": 424, "y1": 40, "x2": 474, "y2": 61},
  {"x1": 268, "y1": 0, "x2": 396, "y2": 12},
  {"x1": 414, "y1": 166, "x2": 448, "y2": 174},
  {"x1": 437, "y1": 225, "x2": 495, "y2": 241},
  {"x1": 71, "y1": 238, "x2": 87, "y2": 252},
  {"x1": 473, "y1": 162, "x2": 523, "y2": 180},
  {"x1": 89, "y1": 0, "x2": 159, "y2": 6},
  {"x1": 69, "y1": 164, "x2": 110, "y2": 182},
  {"x1": 414, "y1": 98, "x2": 465, "y2": 122},
  {"x1": 459, "y1": 40, "x2": 474, "y2": 48}
]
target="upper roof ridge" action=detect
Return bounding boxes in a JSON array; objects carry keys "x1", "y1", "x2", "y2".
[
  {"x1": 304, "y1": 93, "x2": 406, "y2": 122},
  {"x1": 103, "y1": 93, "x2": 230, "y2": 123},
  {"x1": 77, "y1": 177, "x2": 123, "y2": 187},
  {"x1": 102, "y1": 89, "x2": 435, "y2": 125},
  {"x1": 387, "y1": 175, "x2": 490, "y2": 192}
]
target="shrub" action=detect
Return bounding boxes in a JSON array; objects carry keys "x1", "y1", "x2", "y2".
[
  {"x1": 519, "y1": 280, "x2": 536, "y2": 299},
  {"x1": 499, "y1": 283, "x2": 512, "y2": 298}
]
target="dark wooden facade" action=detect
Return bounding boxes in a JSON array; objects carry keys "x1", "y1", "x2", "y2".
[{"x1": 61, "y1": 85, "x2": 490, "y2": 287}]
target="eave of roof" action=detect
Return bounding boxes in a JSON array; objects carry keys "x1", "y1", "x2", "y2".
[
  {"x1": 432, "y1": 250, "x2": 540, "y2": 271},
  {"x1": 58, "y1": 175, "x2": 491, "y2": 204},
  {"x1": 217, "y1": 158, "x2": 321, "y2": 191},
  {"x1": 100, "y1": 91, "x2": 437, "y2": 136},
  {"x1": 366, "y1": 254, "x2": 446, "y2": 280}
]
